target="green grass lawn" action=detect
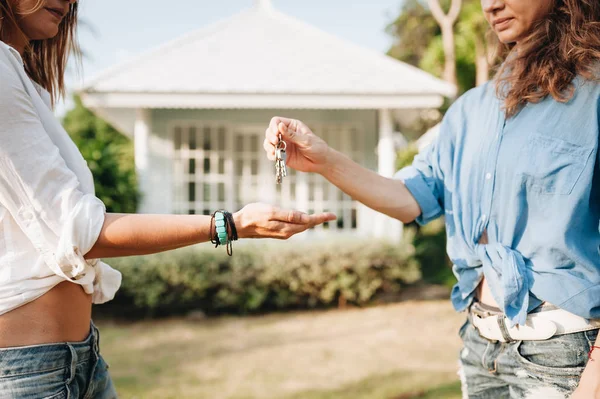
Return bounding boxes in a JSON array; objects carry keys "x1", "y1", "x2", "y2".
[{"x1": 96, "y1": 300, "x2": 464, "y2": 399}]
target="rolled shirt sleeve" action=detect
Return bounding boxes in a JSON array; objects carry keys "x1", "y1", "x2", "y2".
[{"x1": 394, "y1": 103, "x2": 460, "y2": 225}]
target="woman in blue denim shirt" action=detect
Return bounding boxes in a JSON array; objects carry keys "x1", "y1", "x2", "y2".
[{"x1": 265, "y1": 0, "x2": 600, "y2": 397}]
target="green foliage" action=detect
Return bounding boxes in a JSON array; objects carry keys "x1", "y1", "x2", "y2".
[
  {"x1": 407, "y1": 218, "x2": 456, "y2": 288},
  {"x1": 396, "y1": 143, "x2": 456, "y2": 288},
  {"x1": 396, "y1": 143, "x2": 420, "y2": 171},
  {"x1": 62, "y1": 96, "x2": 139, "y2": 213},
  {"x1": 387, "y1": 0, "x2": 487, "y2": 94},
  {"x1": 386, "y1": 0, "x2": 441, "y2": 66},
  {"x1": 100, "y1": 237, "x2": 421, "y2": 318},
  {"x1": 419, "y1": 33, "x2": 477, "y2": 95}
]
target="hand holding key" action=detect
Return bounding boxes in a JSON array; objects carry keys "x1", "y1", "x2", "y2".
[{"x1": 264, "y1": 117, "x2": 331, "y2": 175}]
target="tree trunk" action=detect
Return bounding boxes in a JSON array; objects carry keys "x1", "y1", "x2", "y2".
[
  {"x1": 427, "y1": 0, "x2": 462, "y2": 89},
  {"x1": 441, "y1": 23, "x2": 458, "y2": 87}
]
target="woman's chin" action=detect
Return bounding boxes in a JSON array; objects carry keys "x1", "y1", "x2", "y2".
[
  {"x1": 28, "y1": 24, "x2": 60, "y2": 41},
  {"x1": 497, "y1": 34, "x2": 519, "y2": 45},
  {"x1": 496, "y1": 30, "x2": 521, "y2": 45}
]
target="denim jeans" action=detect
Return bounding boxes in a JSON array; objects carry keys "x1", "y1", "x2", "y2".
[
  {"x1": 458, "y1": 316, "x2": 599, "y2": 398},
  {"x1": 0, "y1": 322, "x2": 117, "y2": 399}
]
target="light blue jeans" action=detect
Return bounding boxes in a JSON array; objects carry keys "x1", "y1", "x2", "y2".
[
  {"x1": 0, "y1": 322, "x2": 117, "y2": 399},
  {"x1": 459, "y1": 309, "x2": 599, "y2": 398}
]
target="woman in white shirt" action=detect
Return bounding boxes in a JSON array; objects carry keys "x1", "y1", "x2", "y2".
[{"x1": 0, "y1": 1, "x2": 335, "y2": 397}]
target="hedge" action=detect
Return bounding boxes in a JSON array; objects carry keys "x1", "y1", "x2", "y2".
[{"x1": 96, "y1": 234, "x2": 422, "y2": 318}]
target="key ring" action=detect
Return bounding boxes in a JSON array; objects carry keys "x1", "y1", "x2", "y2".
[{"x1": 277, "y1": 133, "x2": 287, "y2": 151}]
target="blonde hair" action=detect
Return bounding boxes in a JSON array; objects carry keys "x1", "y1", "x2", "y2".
[{"x1": 0, "y1": 0, "x2": 81, "y2": 104}]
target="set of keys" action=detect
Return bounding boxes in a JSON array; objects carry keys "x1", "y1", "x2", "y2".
[{"x1": 275, "y1": 133, "x2": 287, "y2": 184}]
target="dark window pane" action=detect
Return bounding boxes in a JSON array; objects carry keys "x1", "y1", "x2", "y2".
[
  {"x1": 218, "y1": 128, "x2": 226, "y2": 151},
  {"x1": 189, "y1": 127, "x2": 197, "y2": 150},
  {"x1": 189, "y1": 159, "x2": 195, "y2": 175},
  {"x1": 250, "y1": 136, "x2": 259, "y2": 152},
  {"x1": 188, "y1": 182, "x2": 196, "y2": 202},
  {"x1": 235, "y1": 135, "x2": 244, "y2": 152},
  {"x1": 204, "y1": 158, "x2": 210, "y2": 174},
  {"x1": 203, "y1": 127, "x2": 211, "y2": 150}
]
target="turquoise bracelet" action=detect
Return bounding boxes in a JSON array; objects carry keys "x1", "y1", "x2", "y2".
[{"x1": 214, "y1": 211, "x2": 228, "y2": 246}]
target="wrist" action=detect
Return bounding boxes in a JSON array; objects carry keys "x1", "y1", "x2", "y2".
[
  {"x1": 232, "y1": 211, "x2": 247, "y2": 239},
  {"x1": 319, "y1": 147, "x2": 338, "y2": 178}
]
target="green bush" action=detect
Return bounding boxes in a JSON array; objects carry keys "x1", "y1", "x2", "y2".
[
  {"x1": 396, "y1": 143, "x2": 420, "y2": 171},
  {"x1": 62, "y1": 96, "x2": 139, "y2": 213},
  {"x1": 396, "y1": 143, "x2": 456, "y2": 288},
  {"x1": 407, "y1": 218, "x2": 456, "y2": 288},
  {"x1": 98, "y1": 236, "x2": 421, "y2": 318}
]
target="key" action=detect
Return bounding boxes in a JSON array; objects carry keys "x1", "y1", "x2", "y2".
[
  {"x1": 277, "y1": 148, "x2": 288, "y2": 178},
  {"x1": 275, "y1": 158, "x2": 282, "y2": 184},
  {"x1": 275, "y1": 135, "x2": 287, "y2": 184}
]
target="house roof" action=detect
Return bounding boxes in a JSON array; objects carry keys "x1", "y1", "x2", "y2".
[{"x1": 81, "y1": 1, "x2": 455, "y2": 110}]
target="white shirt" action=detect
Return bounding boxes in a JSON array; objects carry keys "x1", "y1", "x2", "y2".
[{"x1": 0, "y1": 41, "x2": 121, "y2": 315}]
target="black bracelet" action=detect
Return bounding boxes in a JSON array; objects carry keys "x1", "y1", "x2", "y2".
[{"x1": 223, "y1": 212, "x2": 238, "y2": 241}]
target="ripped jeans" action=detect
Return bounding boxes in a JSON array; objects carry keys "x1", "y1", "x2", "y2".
[{"x1": 458, "y1": 317, "x2": 599, "y2": 398}]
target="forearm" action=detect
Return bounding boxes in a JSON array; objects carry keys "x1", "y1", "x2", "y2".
[
  {"x1": 574, "y1": 334, "x2": 600, "y2": 398},
  {"x1": 322, "y1": 148, "x2": 421, "y2": 223},
  {"x1": 85, "y1": 213, "x2": 213, "y2": 259}
]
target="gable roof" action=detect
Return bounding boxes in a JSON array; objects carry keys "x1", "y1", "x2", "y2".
[{"x1": 82, "y1": 3, "x2": 455, "y2": 109}]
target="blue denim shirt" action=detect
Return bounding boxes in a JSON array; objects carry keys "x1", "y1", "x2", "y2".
[{"x1": 396, "y1": 79, "x2": 600, "y2": 326}]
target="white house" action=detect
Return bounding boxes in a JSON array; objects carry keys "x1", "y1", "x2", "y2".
[{"x1": 80, "y1": 0, "x2": 455, "y2": 240}]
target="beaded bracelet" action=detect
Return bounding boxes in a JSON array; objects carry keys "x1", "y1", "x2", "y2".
[{"x1": 209, "y1": 210, "x2": 238, "y2": 256}]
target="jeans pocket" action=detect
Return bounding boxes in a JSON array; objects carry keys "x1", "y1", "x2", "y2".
[
  {"x1": 0, "y1": 367, "x2": 69, "y2": 399},
  {"x1": 513, "y1": 332, "x2": 590, "y2": 377},
  {"x1": 86, "y1": 356, "x2": 117, "y2": 399}
]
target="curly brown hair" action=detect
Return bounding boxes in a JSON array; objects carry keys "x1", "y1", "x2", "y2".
[
  {"x1": 0, "y1": 0, "x2": 81, "y2": 105},
  {"x1": 495, "y1": 0, "x2": 600, "y2": 118}
]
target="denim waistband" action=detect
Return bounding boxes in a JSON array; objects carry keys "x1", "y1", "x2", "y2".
[{"x1": 0, "y1": 322, "x2": 99, "y2": 378}]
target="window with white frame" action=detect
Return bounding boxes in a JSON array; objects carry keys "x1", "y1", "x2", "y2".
[
  {"x1": 172, "y1": 124, "x2": 231, "y2": 215},
  {"x1": 172, "y1": 122, "x2": 364, "y2": 233}
]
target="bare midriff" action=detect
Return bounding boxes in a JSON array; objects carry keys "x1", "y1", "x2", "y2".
[
  {"x1": 0, "y1": 281, "x2": 92, "y2": 348},
  {"x1": 476, "y1": 229, "x2": 500, "y2": 308}
]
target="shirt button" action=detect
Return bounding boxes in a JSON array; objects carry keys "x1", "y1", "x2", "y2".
[
  {"x1": 481, "y1": 214, "x2": 487, "y2": 221},
  {"x1": 485, "y1": 173, "x2": 492, "y2": 180}
]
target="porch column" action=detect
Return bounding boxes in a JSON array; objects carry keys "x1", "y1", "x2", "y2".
[
  {"x1": 377, "y1": 109, "x2": 396, "y2": 178},
  {"x1": 134, "y1": 108, "x2": 151, "y2": 213},
  {"x1": 374, "y1": 109, "x2": 403, "y2": 241}
]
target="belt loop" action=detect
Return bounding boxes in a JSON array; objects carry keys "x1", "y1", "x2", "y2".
[
  {"x1": 91, "y1": 322, "x2": 100, "y2": 355},
  {"x1": 496, "y1": 315, "x2": 514, "y2": 343},
  {"x1": 66, "y1": 344, "x2": 78, "y2": 385}
]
